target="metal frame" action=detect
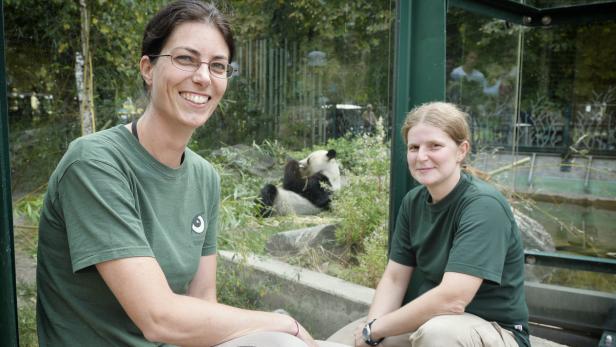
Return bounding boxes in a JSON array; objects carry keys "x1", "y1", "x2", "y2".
[
  {"x1": 450, "y1": 0, "x2": 616, "y2": 26},
  {"x1": 389, "y1": 0, "x2": 446, "y2": 249},
  {"x1": 0, "y1": 1, "x2": 20, "y2": 346},
  {"x1": 525, "y1": 251, "x2": 616, "y2": 275}
]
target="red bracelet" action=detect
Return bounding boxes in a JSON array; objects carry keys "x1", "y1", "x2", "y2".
[{"x1": 293, "y1": 319, "x2": 300, "y2": 336}]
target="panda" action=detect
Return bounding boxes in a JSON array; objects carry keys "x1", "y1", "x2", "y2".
[{"x1": 257, "y1": 149, "x2": 342, "y2": 217}]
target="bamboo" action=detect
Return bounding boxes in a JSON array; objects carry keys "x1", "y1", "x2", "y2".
[{"x1": 488, "y1": 157, "x2": 531, "y2": 177}]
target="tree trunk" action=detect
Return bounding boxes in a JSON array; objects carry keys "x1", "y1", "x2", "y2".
[{"x1": 76, "y1": 0, "x2": 95, "y2": 135}]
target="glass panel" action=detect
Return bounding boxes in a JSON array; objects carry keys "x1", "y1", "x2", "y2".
[
  {"x1": 447, "y1": 7, "x2": 616, "y2": 293},
  {"x1": 195, "y1": 13, "x2": 394, "y2": 148}
]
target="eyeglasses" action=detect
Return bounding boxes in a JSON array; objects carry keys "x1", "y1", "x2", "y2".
[{"x1": 149, "y1": 49, "x2": 235, "y2": 79}]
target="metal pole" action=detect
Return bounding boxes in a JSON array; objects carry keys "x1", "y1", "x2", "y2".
[
  {"x1": 0, "y1": 0, "x2": 20, "y2": 345},
  {"x1": 389, "y1": 0, "x2": 446, "y2": 245},
  {"x1": 390, "y1": 0, "x2": 446, "y2": 302}
]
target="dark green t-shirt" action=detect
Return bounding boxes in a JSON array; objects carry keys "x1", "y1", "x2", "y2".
[
  {"x1": 390, "y1": 173, "x2": 530, "y2": 347},
  {"x1": 36, "y1": 125, "x2": 220, "y2": 346}
]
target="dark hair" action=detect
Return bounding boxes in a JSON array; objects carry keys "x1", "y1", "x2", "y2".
[{"x1": 141, "y1": 0, "x2": 235, "y2": 87}]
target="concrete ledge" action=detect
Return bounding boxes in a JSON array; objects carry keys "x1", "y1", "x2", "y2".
[
  {"x1": 219, "y1": 250, "x2": 373, "y2": 339},
  {"x1": 219, "y1": 250, "x2": 568, "y2": 346}
]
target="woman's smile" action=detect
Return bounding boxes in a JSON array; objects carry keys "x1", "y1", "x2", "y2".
[{"x1": 179, "y1": 91, "x2": 210, "y2": 105}]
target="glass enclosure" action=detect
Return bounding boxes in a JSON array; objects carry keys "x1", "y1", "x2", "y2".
[{"x1": 446, "y1": 6, "x2": 616, "y2": 292}]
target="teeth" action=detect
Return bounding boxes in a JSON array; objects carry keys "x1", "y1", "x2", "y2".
[{"x1": 180, "y1": 92, "x2": 209, "y2": 104}]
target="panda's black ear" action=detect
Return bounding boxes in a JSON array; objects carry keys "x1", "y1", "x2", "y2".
[{"x1": 327, "y1": 149, "x2": 337, "y2": 160}]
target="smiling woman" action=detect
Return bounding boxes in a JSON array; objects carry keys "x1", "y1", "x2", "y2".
[
  {"x1": 34, "y1": 1, "x2": 347, "y2": 347},
  {"x1": 329, "y1": 102, "x2": 530, "y2": 347}
]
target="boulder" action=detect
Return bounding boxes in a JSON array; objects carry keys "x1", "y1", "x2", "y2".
[
  {"x1": 211, "y1": 144, "x2": 279, "y2": 180},
  {"x1": 266, "y1": 224, "x2": 338, "y2": 257},
  {"x1": 513, "y1": 208, "x2": 556, "y2": 252}
]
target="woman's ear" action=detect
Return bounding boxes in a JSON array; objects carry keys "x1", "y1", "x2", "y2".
[
  {"x1": 140, "y1": 55, "x2": 154, "y2": 87},
  {"x1": 457, "y1": 140, "x2": 470, "y2": 163}
]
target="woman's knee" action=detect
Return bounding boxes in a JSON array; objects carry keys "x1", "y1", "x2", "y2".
[{"x1": 409, "y1": 314, "x2": 514, "y2": 347}]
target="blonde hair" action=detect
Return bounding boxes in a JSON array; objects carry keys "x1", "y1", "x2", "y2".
[
  {"x1": 402, "y1": 102, "x2": 470, "y2": 146},
  {"x1": 401, "y1": 102, "x2": 488, "y2": 179}
]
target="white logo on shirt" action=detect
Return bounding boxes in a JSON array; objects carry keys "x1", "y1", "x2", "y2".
[
  {"x1": 514, "y1": 324, "x2": 523, "y2": 331},
  {"x1": 191, "y1": 215, "x2": 205, "y2": 234}
]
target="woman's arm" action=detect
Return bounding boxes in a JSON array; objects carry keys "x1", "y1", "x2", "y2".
[
  {"x1": 96, "y1": 256, "x2": 318, "y2": 347},
  {"x1": 187, "y1": 255, "x2": 217, "y2": 302},
  {"x1": 354, "y1": 260, "x2": 412, "y2": 347},
  {"x1": 368, "y1": 260, "x2": 413, "y2": 319},
  {"x1": 368, "y1": 271, "x2": 482, "y2": 340}
]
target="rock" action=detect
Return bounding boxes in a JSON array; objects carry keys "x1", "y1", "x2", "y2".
[
  {"x1": 513, "y1": 208, "x2": 556, "y2": 252},
  {"x1": 513, "y1": 208, "x2": 558, "y2": 282},
  {"x1": 266, "y1": 224, "x2": 338, "y2": 257},
  {"x1": 211, "y1": 144, "x2": 279, "y2": 180}
]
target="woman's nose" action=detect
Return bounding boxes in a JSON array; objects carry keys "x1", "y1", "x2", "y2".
[
  {"x1": 192, "y1": 64, "x2": 212, "y2": 85},
  {"x1": 417, "y1": 147, "x2": 428, "y2": 160}
]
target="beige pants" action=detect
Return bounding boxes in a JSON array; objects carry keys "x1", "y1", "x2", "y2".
[
  {"x1": 327, "y1": 314, "x2": 518, "y2": 347},
  {"x1": 215, "y1": 331, "x2": 351, "y2": 347}
]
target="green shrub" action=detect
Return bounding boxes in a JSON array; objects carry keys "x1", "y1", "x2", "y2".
[
  {"x1": 17, "y1": 283, "x2": 38, "y2": 347},
  {"x1": 333, "y1": 175, "x2": 389, "y2": 255},
  {"x1": 339, "y1": 223, "x2": 388, "y2": 288}
]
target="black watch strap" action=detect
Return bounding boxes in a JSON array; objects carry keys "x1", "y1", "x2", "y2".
[{"x1": 363, "y1": 319, "x2": 385, "y2": 346}]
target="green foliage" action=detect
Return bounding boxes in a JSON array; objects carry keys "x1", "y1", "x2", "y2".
[
  {"x1": 217, "y1": 260, "x2": 263, "y2": 309},
  {"x1": 326, "y1": 118, "x2": 389, "y2": 177},
  {"x1": 332, "y1": 175, "x2": 388, "y2": 255},
  {"x1": 14, "y1": 193, "x2": 44, "y2": 225},
  {"x1": 545, "y1": 268, "x2": 616, "y2": 293},
  {"x1": 17, "y1": 283, "x2": 38, "y2": 347},
  {"x1": 328, "y1": 122, "x2": 390, "y2": 263},
  {"x1": 338, "y1": 223, "x2": 388, "y2": 288}
]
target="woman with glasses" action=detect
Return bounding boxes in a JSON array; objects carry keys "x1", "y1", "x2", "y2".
[{"x1": 36, "y1": 1, "x2": 348, "y2": 346}]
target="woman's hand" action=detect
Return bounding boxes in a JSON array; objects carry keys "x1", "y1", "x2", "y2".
[{"x1": 353, "y1": 319, "x2": 370, "y2": 347}]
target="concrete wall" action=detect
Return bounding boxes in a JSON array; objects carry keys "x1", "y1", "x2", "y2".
[
  {"x1": 218, "y1": 250, "x2": 373, "y2": 339},
  {"x1": 219, "y1": 251, "x2": 616, "y2": 346}
]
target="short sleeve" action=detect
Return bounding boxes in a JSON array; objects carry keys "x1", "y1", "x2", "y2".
[
  {"x1": 58, "y1": 160, "x2": 153, "y2": 272},
  {"x1": 201, "y1": 171, "x2": 220, "y2": 256},
  {"x1": 389, "y1": 195, "x2": 416, "y2": 267},
  {"x1": 446, "y1": 196, "x2": 512, "y2": 284}
]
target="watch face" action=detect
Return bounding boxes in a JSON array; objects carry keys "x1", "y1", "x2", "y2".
[{"x1": 362, "y1": 325, "x2": 370, "y2": 340}]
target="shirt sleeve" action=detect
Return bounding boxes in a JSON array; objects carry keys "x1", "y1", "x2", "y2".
[
  {"x1": 58, "y1": 159, "x2": 153, "y2": 273},
  {"x1": 445, "y1": 195, "x2": 512, "y2": 284},
  {"x1": 389, "y1": 195, "x2": 417, "y2": 267},
  {"x1": 201, "y1": 170, "x2": 220, "y2": 256}
]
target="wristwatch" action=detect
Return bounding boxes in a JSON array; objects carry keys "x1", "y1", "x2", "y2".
[{"x1": 362, "y1": 318, "x2": 385, "y2": 346}]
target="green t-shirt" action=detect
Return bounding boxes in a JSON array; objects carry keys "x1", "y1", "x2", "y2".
[
  {"x1": 36, "y1": 125, "x2": 220, "y2": 346},
  {"x1": 390, "y1": 173, "x2": 530, "y2": 347}
]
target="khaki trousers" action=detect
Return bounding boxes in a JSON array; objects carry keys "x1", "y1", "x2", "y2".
[
  {"x1": 215, "y1": 331, "x2": 351, "y2": 347},
  {"x1": 327, "y1": 313, "x2": 518, "y2": 347}
]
